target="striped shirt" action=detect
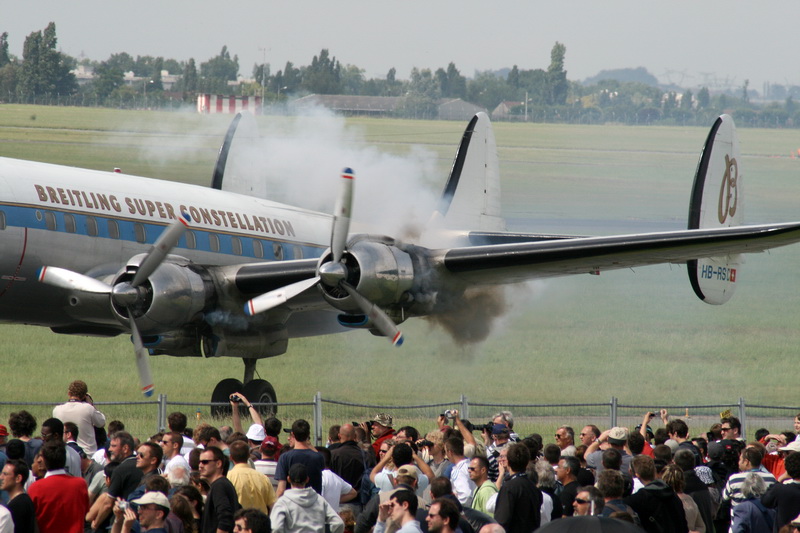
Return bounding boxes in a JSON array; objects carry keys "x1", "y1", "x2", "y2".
[{"x1": 722, "y1": 469, "x2": 777, "y2": 514}]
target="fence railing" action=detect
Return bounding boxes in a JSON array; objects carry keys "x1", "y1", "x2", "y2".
[{"x1": 4, "y1": 396, "x2": 798, "y2": 446}]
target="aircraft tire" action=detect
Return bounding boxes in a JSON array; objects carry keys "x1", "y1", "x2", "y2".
[
  {"x1": 210, "y1": 378, "x2": 243, "y2": 418},
  {"x1": 242, "y1": 379, "x2": 278, "y2": 418}
]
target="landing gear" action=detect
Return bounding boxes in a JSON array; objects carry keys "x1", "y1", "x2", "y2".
[{"x1": 209, "y1": 359, "x2": 277, "y2": 418}]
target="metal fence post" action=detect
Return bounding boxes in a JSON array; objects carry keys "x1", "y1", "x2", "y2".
[
  {"x1": 157, "y1": 394, "x2": 167, "y2": 432},
  {"x1": 314, "y1": 392, "x2": 323, "y2": 446},
  {"x1": 739, "y1": 397, "x2": 747, "y2": 438},
  {"x1": 610, "y1": 397, "x2": 618, "y2": 428},
  {"x1": 461, "y1": 395, "x2": 469, "y2": 421}
]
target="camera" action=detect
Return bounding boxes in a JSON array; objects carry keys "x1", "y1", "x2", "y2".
[
  {"x1": 354, "y1": 421, "x2": 373, "y2": 431},
  {"x1": 118, "y1": 501, "x2": 128, "y2": 512},
  {"x1": 441, "y1": 410, "x2": 456, "y2": 419},
  {"x1": 464, "y1": 421, "x2": 493, "y2": 433},
  {"x1": 418, "y1": 439, "x2": 434, "y2": 448},
  {"x1": 230, "y1": 394, "x2": 240, "y2": 403}
]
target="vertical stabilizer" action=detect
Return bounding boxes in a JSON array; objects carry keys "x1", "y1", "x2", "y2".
[
  {"x1": 687, "y1": 114, "x2": 743, "y2": 304},
  {"x1": 435, "y1": 112, "x2": 505, "y2": 231}
]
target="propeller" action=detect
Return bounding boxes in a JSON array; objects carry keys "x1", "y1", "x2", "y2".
[
  {"x1": 244, "y1": 168, "x2": 404, "y2": 346},
  {"x1": 37, "y1": 213, "x2": 191, "y2": 396}
]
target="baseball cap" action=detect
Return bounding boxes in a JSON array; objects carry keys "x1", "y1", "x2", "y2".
[
  {"x1": 260, "y1": 436, "x2": 279, "y2": 453},
  {"x1": 779, "y1": 440, "x2": 800, "y2": 453},
  {"x1": 373, "y1": 413, "x2": 393, "y2": 427},
  {"x1": 246, "y1": 424, "x2": 265, "y2": 442},
  {"x1": 0, "y1": 425, "x2": 8, "y2": 437},
  {"x1": 491, "y1": 424, "x2": 510, "y2": 436},
  {"x1": 608, "y1": 427, "x2": 628, "y2": 445},
  {"x1": 395, "y1": 465, "x2": 418, "y2": 480},
  {"x1": 132, "y1": 491, "x2": 170, "y2": 508}
]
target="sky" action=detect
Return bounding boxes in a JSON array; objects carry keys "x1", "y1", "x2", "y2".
[{"x1": 3, "y1": 1, "x2": 800, "y2": 94}]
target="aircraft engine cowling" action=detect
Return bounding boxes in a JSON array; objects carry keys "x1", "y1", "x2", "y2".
[
  {"x1": 318, "y1": 238, "x2": 414, "y2": 313},
  {"x1": 110, "y1": 257, "x2": 211, "y2": 334}
]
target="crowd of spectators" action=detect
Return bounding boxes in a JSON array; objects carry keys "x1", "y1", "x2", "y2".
[{"x1": 5, "y1": 383, "x2": 800, "y2": 533}]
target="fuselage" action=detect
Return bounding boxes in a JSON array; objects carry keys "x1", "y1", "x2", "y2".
[{"x1": 0, "y1": 157, "x2": 331, "y2": 327}]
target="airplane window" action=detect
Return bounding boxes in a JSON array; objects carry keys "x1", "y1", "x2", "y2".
[
  {"x1": 86, "y1": 216, "x2": 98, "y2": 236},
  {"x1": 0, "y1": 211, "x2": 6, "y2": 230},
  {"x1": 273, "y1": 243, "x2": 283, "y2": 260},
  {"x1": 64, "y1": 214, "x2": 77, "y2": 234},
  {"x1": 107, "y1": 220, "x2": 120, "y2": 239},
  {"x1": 232, "y1": 237, "x2": 243, "y2": 256},
  {"x1": 185, "y1": 231, "x2": 197, "y2": 249},
  {"x1": 134, "y1": 223, "x2": 147, "y2": 243},
  {"x1": 209, "y1": 234, "x2": 220, "y2": 252},
  {"x1": 45, "y1": 212, "x2": 57, "y2": 231},
  {"x1": 293, "y1": 245, "x2": 303, "y2": 259},
  {"x1": 253, "y1": 240, "x2": 264, "y2": 258}
]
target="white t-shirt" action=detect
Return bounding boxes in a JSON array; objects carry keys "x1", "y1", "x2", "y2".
[{"x1": 321, "y1": 469, "x2": 354, "y2": 512}]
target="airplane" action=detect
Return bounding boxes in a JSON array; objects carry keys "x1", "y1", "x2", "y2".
[{"x1": 3, "y1": 111, "x2": 800, "y2": 414}]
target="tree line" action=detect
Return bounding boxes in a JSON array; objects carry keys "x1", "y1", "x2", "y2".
[{"x1": 2, "y1": 23, "x2": 800, "y2": 127}]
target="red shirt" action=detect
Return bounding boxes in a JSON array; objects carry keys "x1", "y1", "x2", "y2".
[
  {"x1": 372, "y1": 429, "x2": 396, "y2": 460},
  {"x1": 29, "y1": 473, "x2": 90, "y2": 533}
]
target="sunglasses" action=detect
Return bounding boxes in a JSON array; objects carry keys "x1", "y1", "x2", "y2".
[
  {"x1": 199, "y1": 459, "x2": 215, "y2": 465},
  {"x1": 575, "y1": 498, "x2": 589, "y2": 504}
]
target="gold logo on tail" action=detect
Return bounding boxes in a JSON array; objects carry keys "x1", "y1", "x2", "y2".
[{"x1": 718, "y1": 155, "x2": 738, "y2": 224}]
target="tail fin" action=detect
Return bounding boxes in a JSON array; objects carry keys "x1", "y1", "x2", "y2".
[
  {"x1": 687, "y1": 114, "x2": 743, "y2": 304},
  {"x1": 433, "y1": 112, "x2": 505, "y2": 231},
  {"x1": 210, "y1": 111, "x2": 261, "y2": 194}
]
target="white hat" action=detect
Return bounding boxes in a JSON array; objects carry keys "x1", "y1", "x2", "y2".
[
  {"x1": 246, "y1": 424, "x2": 266, "y2": 442},
  {"x1": 779, "y1": 439, "x2": 800, "y2": 452},
  {"x1": 132, "y1": 491, "x2": 170, "y2": 508}
]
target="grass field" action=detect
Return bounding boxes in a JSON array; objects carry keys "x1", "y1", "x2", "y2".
[{"x1": 1, "y1": 104, "x2": 800, "y2": 440}]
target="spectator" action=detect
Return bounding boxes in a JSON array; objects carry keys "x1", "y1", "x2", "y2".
[
  {"x1": 425, "y1": 497, "x2": 459, "y2": 533},
  {"x1": 722, "y1": 446, "x2": 777, "y2": 522},
  {"x1": 275, "y1": 419, "x2": 325, "y2": 497},
  {"x1": 494, "y1": 443, "x2": 541, "y2": 533},
  {"x1": 534, "y1": 457, "x2": 562, "y2": 522},
  {"x1": 196, "y1": 426, "x2": 229, "y2": 459},
  {"x1": 316, "y1": 446, "x2": 356, "y2": 513},
  {"x1": 52, "y1": 379, "x2": 106, "y2": 455},
  {"x1": 255, "y1": 436, "x2": 281, "y2": 491},
  {"x1": 395, "y1": 427, "x2": 419, "y2": 446},
  {"x1": 228, "y1": 440, "x2": 276, "y2": 513},
  {"x1": 468, "y1": 455, "x2": 497, "y2": 516},
  {"x1": 485, "y1": 425, "x2": 511, "y2": 482},
  {"x1": 554, "y1": 426, "x2": 576, "y2": 457},
  {"x1": 721, "y1": 417, "x2": 744, "y2": 442},
  {"x1": 354, "y1": 462, "x2": 420, "y2": 533},
  {"x1": 328, "y1": 425, "x2": 343, "y2": 449},
  {"x1": 28, "y1": 440, "x2": 90, "y2": 533},
  {"x1": 330, "y1": 423, "x2": 373, "y2": 504},
  {"x1": 596, "y1": 469, "x2": 637, "y2": 523},
  {"x1": 729, "y1": 472, "x2": 775, "y2": 533},
  {"x1": 556, "y1": 455, "x2": 580, "y2": 517},
  {"x1": 374, "y1": 489, "x2": 422, "y2": 533},
  {"x1": 175, "y1": 485, "x2": 204, "y2": 531},
  {"x1": 0, "y1": 425, "x2": 7, "y2": 455},
  {"x1": 91, "y1": 431, "x2": 143, "y2": 530},
  {"x1": 234, "y1": 508, "x2": 271, "y2": 533},
  {"x1": 579, "y1": 425, "x2": 600, "y2": 448},
  {"x1": 271, "y1": 463, "x2": 344, "y2": 533},
  {"x1": 229, "y1": 393, "x2": 267, "y2": 459},
  {"x1": 419, "y1": 430, "x2": 451, "y2": 487},
  {"x1": 667, "y1": 420, "x2": 703, "y2": 467},
  {"x1": 0, "y1": 458, "x2": 37, "y2": 532},
  {"x1": 761, "y1": 450, "x2": 800, "y2": 530},
  {"x1": 573, "y1": 485, "x2": 604, "y2": 516},
  {"x1": 366, "y1": 414, "x2": 395, "y2": 461},
  {"x1": 39, "y1": 417, "x2": 81, "y2": 477},
  {"x1": 200, "y1": 445, "x2": 241, "y2": 533},
  {"x1": 673, "y1": 448, "x2": 715, "y2": 533},
  {"x1": 161, "y1": 431, "x2": 190, "y2": 480},
  {"x1": 624, "y1": 455, "x2": 688, "y2": 533},
  {"x1": 661, "y1": 464, "x2": 705, "y2": 533},
  {"x1": 372, "y1": 442, "x2": 433, "y2": 498},
  {"x1": 113, "y1": 491, "x2": 172, "y2": 533},
  {"x1": 7, "y1": 411, "x2": 41, "y2": 467},
  {"x1": 444, "y1": 438, "x2": 475, "y2": 506}
]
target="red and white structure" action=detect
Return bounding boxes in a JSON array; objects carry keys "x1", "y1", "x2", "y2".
[{"x1": 197, "y1": 94, "x2": 262, "y2": 115}]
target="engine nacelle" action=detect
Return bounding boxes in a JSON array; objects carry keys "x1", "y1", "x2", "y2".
[
  {"x1": 318, "y1": 237, "x2": 414, "y2": 313},
  {"x1": 110, "y1": 255, "x2": 211, "y2": 334}
]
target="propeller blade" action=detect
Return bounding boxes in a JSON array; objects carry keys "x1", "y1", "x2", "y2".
[
  {"x1": 331, "y1": 168, "x2": 354, "y2": 263},
  {"x1": 128, "y1": 311, "x2": 155, "y2": 397},
  {"x1": 244, "y1": 276, "x2": 321, "y2": 316},
  {"x1": 341, "y1": 282, "x2": 403, "y2": 346},
  {"x1": 131, "y1": 213, "x2": 191, "y2": 287},
  {"x1": 37, "y1": 266, "x2": 111, "y2": 294}
]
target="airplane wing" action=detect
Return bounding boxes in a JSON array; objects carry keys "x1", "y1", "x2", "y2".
[{"x1": 441, "y1": 222, "x2": 800, "y2": 284}]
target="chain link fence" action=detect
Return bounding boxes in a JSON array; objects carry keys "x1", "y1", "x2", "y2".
[{"x1": 3, "y1": 396, "x2": 798, "y2": 446}]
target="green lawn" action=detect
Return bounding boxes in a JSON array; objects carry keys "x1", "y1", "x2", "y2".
[{"x1": 1, "y1": 105, "x2": 800, "y2": 439}]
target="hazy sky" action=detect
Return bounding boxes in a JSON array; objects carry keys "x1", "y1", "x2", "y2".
[{"x1": 4, "y1": 1, "x2": 799, "y2": 93}]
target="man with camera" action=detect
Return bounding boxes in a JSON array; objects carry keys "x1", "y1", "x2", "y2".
[{"x1": 362, "y1": 414, "x2": 395, "y2": 461}]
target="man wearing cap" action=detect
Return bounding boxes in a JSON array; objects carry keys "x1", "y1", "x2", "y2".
[
  {"x1": 29, "y1": 441, "x2": 90, "y2": 533},
  {"x1": 485, "y1": 424, "x2": 510, "y2": 483},
  {"x1": 271, "y1": 463, "x2": 344, "y2": 533},
  {"x1": 160, "y1": 431, "x2": 190, "y2": 479},
  {"x1": 228, "y1": 440, "x2": 276, "y2": 513},
  {"x1": 52, "y1": 380, "x2": 106, "y2": 455},
  {"x1": 255, "y1": 435, "x2": 281, "y2": 491},
  {"x1": 112, "y1": 491, "x2": 172, "y2": 533},
  {"x1": 275, "y1": 419, "x2": 326, "y2": 497},
  {"x1": 585, "y1": 427, "x2": 632, "y2": 476},
  {"x1": 368, "y1": 414, "x2": 396, "y2": 461},
  {"x1": 200, "y1": 445, "x2": 241, "y2": 533},
  {"x1": 0, "y1": 424, "x2": 8, "y2": 454}
]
